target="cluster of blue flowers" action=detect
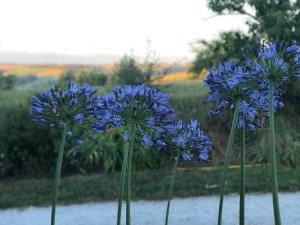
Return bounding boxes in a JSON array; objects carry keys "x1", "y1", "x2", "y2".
[
  {"x1": 31, "y1": 82, "x2": 103, "y2": 145},
  {"x1": 32, "y1": 83, "x2": 212, "y2": 161},
  {"x1": 203, "y1": 61, "x2": 260, "y2": 130},
  {"x1": 204, "y1": 42, "x2": 300, "y2": 131},
  {"x1": 172, "y1": 120, "x2": 211, "y2": 161},
  {"x1": 96, "y1": 85, "x2": 179, "y2": 150}
]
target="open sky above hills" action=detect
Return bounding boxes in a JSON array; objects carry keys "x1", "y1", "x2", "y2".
[{"x1": 0, "y1": 0, "x2": 249, "y2": 64}]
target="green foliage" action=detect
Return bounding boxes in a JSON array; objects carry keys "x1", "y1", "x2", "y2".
[
  {"x1": 248, "y1": 116, "x2": 300, "y2": 168},
  {"x1": 15, "y1": 75, "x2": 37, "y2": 85},
  {"x1": 0, "y1": 72, "x2": 17, "y2": 90},
  {"x1": 58, "y1": 70, "x2": 107, "y2": 87},
  {"x1": 192, "y1": 0, "x2": 300, "y2": 102},
  {"x1": 208, "y1": 0, "x2": 299, "y2": 41},
  {"x1": 77, "y1": 71, "x2": 107, "y2": 86},
  {"x1": 190, "y1": 31, "x2": 256, "y2": 73},
  {"x1": 0, "y1": 103, "x2": 59, "y2": 177},
  {"x1": 192, "y1": 1, "x2": 300, "y2": 70},
  {"x1": 208, "y1": 0, "x2": 246, "y2": 14},
  {"x1": 114, "y1": 55, "x2": 144, "y2": 84},
  {"x1": 58, "y1": 70, "x2": 76, "y2": 87},
  {"x1": 0, "y1": 87, "x2": 171, "y2": 177},
  {"x1": 0, "y1": 82, "x2": 299, "y2": 178},
  {"x1": 66, "y1": 128, "x2": 171, "y2": 173}
]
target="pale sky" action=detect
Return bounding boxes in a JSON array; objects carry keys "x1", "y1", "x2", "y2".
[{"x1": 0, "y1": 0, "x2": 249, "y2": 59}]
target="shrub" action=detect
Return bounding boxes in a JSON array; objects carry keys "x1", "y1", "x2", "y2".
[
  {"x1": 58, "y1": 70, "x2": 76, "y2": 87},
  {"x1": 66, "y1": 128, "x2": 171, "y2": 173},
  {"x1": 0, "y1": 103, "x2": 59, "y2": 177},
  {"x1": 0, "y1": 73, "x2": 17, "y2": 90},
  {"x1": 77, "y1": 71, "x2": 107, "y2": 86},
  {"x1": 114, "y1": 55, "x2": 144, "y2": 84}
]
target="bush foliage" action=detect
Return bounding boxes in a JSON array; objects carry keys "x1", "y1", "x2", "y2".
[{"x1": 1, "y1": 81, "x2": 299, "y2": 178}]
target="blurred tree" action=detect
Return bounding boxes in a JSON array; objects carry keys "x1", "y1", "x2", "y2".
[
  {"x1": 192, "y1": 0, "x2": 300, "y2": 102},
  {"x1": 78, "y1": 71, "x2": 107, "y2": 86},
  {"x1": 15, "y1": 74, "x2": 37, "y2": 85},
  {"x1": 141, "y1": 39, "x2": 160, "y2": 82},
  {"x1": 114, "y1": 55, "x2": 144, "y2": 84},
  {"x1": 190, "y1": 31, "x2": 258, "y2": 73},
  {"x1": 208, "y1": 0, "x2": 299, "y2": 41},
  {"x1": 0, "y1": 72, "x2": 17, "y2": 90},
  {"x1": 58, "y1": 70, "x2": 76, "y2": 87},
  {"x1": 192, "y1": 0, "x2": 300, "y2": 71}
]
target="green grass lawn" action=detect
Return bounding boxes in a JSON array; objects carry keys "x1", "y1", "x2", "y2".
[{"x1": 1, "y1": 165, "x2": 300, "y2": 209}]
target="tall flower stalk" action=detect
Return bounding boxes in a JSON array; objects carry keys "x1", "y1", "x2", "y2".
[
  {"x1": 239, "y1": 125, "x2": 245, "y2": 225},
  {"x1": 165, "y1": 120, "x2": 211, "y2": 225},
  {"x1": 126, "y1": 126, "x2": 135, "y2": 225},
  {"x1": 252, "y1": 42, "x2": 300, "y2": 225},
  {"x1": 217, "y1": 100, "x2": 240, "y2": 225},
  {"x1": 31, "y1": 82, "x2": 101, "y2": 225},
  {"x1": 117, "y1": 139, "x2": 130, "y2": 225},
  {"x1": 164, "y1": 149, "x2": 180, "y2": 225},
  {"x1": 97, "y1": 84, "x2": 175, "y2": 225},
  {"x1": 50, "y1": 125, "x2": 68, "y2": 225},
  {"x1": 268, "y1": 81, "x2": 281, "y2": 225},
  {"x1": 203, "y1": 61, "x2": 260, "y2": 225}
]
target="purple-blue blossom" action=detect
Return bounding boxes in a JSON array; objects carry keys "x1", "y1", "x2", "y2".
[
  {"x1": 96, "y1": 84, "x2": 176, "y2": 148},
  {"x1": 172, "y1": 120, "x2": 211, "y2": 161},
  {"x1": 31, "y1": 82, "x2": 104, "y2": 135},
  {"x1": 247, "y1": 42, "x2": 300, "y2": 118},
  {"x1": 203, "y1": 61, "x2": 261, "y2": 130},
  {"x1": 286, "y1": 44, "x2": 300, "y2": 79}
]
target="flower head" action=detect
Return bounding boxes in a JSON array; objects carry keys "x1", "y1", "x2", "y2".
[
  {"x1": 255, "y1": 43, "x2": 290, "y2": 82},
  {"x1": 254, "y1": 42, "x2": 300, "y2": 84},
  {"x1": 248, "y1": 42, "x2": 300, "y2": 117},
  {"x1": 31, "y1": 82, "x2": 103, "y2": 134},
  {"x1": 172, "y1": 120, "x2": 211, "y2": 161},
  {"x1": 96, "y1": 84, "x2": 175, "y2": 148},
  {"x1": 204, "y1": 61, "x2": 262, "y2": 130},
  {"x1": 203, "y1": 62, "x2": 252, "y2": 115},
  {"x1": 286, "y1": 43, "x2": 300, "y2": 79}
]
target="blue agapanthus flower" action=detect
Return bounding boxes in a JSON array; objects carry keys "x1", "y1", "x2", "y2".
[
  {"x1": 96, "y1": 84, "x2": 176, "y2": 149},
  {"x1": 203, "y1": 61, "x2": 261, "y2": 130},
  {"x1": 31, "y1": 82, "x2": 103, "y2": 135},
  {"x1": 286, "y1": 44, "x2": 300, "y2": 78},
  {"x1": 254, "y1": 42, "x2": 300, "y2": 83},
  {"x1": 203, "y1": 62, "x2": 252, "y2": 116},
  {"x1": 172, "y1": 120, "x2": 211, "y2": 161},
  {"x1": 255, "y1": 43, "x2": 289, "y2": 82},
  {"x1": 248, "y1": 42, "x2": 300, "y2": 116}
]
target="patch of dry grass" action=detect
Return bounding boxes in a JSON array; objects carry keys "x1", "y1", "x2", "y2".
[{"x1": 152, "y1": 69, "x2": 208, "y2": 84}]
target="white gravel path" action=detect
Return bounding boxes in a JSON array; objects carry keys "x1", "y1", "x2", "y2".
[{"x1": 0, "y1": 192, "x2": 299, "y2": 225}]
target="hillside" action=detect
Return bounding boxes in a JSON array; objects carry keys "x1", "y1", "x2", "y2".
[{"x1": 0, "y1": 64, "x2": 209, "y2": 84}]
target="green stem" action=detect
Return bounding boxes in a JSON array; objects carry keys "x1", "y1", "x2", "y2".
[
  {"x1": 116, "y1": 141, "x2": 130, "y2": 225},
  {"x1": 126, "y1": 126, "x2": 135, "y2": 225},
  {"x1": 269, "y1": 81, "x2": 281, "y2": 225},
  {"x1": 217, "y1": 99, "x2": 240, "y2": 225},
  {"x1": 164, "y1": 150, "x2": 180, "y2": 225},
  {"x1": 239, "y1": 126, "x2": 245, "y2": 225},
  {"x1": 51, "y1": 125, "x2": 68, "y2": 225}
]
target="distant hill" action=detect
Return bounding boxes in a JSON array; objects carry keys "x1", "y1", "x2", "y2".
[
  {"x1": 0, "y1": 52, "x2": 185, "y2": 65},
  {"x1": 0, "y1": 52, "x2": 122, "y2": 65},
  {"x1": 0, "y1": 62, "x2": 207, "y2": 84}
]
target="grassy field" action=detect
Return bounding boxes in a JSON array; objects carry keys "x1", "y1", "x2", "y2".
[
  {"x1": 0, "y1": 65, "x2": 64, "y2": 77},
  {"x1": 1, "y1": 165, "x2": 300, "y2": 209},
  {"x1": 152, "y1": 69, "x2": 208, "y2": 85},
  {"x1": 0, "y1": 79, "x2": 208, "y2": 107}
]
